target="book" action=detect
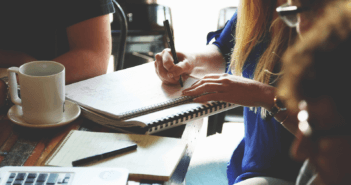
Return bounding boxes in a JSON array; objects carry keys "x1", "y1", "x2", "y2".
[
  {"x1": 44, "y1": 130, "x2": 187, "y2": 181},
  {"x1": 65, "y1": 62, "x2": 238, "y2": 134}
]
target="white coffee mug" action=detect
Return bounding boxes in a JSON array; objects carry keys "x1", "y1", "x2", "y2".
[{"x1": 7, "y1": 61, "x2": 65, "y2": 125}]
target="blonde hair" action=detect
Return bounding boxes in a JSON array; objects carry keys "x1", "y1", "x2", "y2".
[{"x1": 230, "y1": 0, "x2": 296, "y2": 116}]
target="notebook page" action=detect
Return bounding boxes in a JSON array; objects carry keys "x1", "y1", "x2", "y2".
[
  {"x1": 46, "y1": 130, "x2": 187, "y2": 181},
  {"x1": 46, "y1": 131, "x2": 136, "y2": 167},
  {"x1": 65, "y1": 62, "x2": 198, "y2": 119}
]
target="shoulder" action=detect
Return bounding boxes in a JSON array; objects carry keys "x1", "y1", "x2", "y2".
[{"x1": 227, "y1": 11, "x2": 238, "y2": 28}]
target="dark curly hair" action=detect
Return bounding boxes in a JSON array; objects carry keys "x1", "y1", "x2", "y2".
[{"x1": 279, "y1": 1, "x2": 351, "y2": 121}]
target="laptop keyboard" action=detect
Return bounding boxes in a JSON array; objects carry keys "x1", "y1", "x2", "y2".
[{"x1": 5, "y1": 172, "x2": 72, "y2": 185}]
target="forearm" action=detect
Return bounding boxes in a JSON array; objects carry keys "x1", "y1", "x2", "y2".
[
  {"x1": 0, "y1": 48, "x2": 109, "y2": 84},
  {"x1": 258, "y1": 84, "x2": 298, "y2": 136},
  {"x1": 187, "y1": 44, "x2": 226, "y2": 78},
  {"x1": 59, "y1": 14, "x2": 111, "y2": 84},
  {"x1": 0, "y1": 49, "x2": 36, "y2": 68},
  {"x1": 54, "y1": 49, "x2": 110, "y2": 84}
]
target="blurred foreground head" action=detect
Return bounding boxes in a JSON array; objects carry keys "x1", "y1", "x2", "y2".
[
  {"x1": 279, "y1": 2, "x2": 351, "y2": 184},
  {"x1": 279, "y1": 1, "x2": 351, "y2": 122}
]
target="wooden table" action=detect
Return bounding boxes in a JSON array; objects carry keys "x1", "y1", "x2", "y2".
[{"x1": 0, "y1": 109, "x2": 205, "y2": 185}]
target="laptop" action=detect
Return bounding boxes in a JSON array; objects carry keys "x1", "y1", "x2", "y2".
[{"x1": 0, "y1": 166, "x2": 128, "y2": 185}]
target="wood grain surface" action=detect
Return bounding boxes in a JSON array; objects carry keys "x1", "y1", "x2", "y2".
[{"x1": 0, "y1": 111, "x2": 204, "y2": 185}]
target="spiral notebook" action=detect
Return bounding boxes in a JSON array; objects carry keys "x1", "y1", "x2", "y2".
[
  {"x1": 65, "y1": 62, "x2": 238, "y2": 134},
  {"x1": 44, "y1": 130, "x2": 187, "y2": 181}
]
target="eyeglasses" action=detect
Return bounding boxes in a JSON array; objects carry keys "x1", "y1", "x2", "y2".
[{"x1": 276, "y1": 3, "x2": 310, "y2": 27}]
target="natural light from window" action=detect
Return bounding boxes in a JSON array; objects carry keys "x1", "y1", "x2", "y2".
[{"x1": 107, "y1": 0, "x2": 239, "y2": 73}]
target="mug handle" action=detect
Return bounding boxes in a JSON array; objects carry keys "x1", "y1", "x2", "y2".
[{"x1": 7, "y1": 67, "x2": 22, "y2": 105}]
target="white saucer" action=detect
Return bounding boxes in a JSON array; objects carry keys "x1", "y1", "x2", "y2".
[{"x1": 7, "y1": 100, "x2": 81, "y2": 128}]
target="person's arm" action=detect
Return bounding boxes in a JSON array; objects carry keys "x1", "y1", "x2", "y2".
[
  {"x1": 0, "y1": 14, "x2": 111, "y2": 84},
  {"x1": 0, "y1": 50, "x2": 37, "y2": 68},
  {"x1": 181, "y1": 73, "x2": 299, "y2": 135},
  {"x1": 0, "y1": 14, "x2": 111, "y2": 108},
  {"x1": 54, "y1": 14, "x2": 111, "y2": 84},
  {"x1": 187, "y1": 45, "x2": 227, "y2": 78},
  {"x1": 155, "y1": 12, "x2": 237, "y2": 85},
  {"x1": 154, "y1": 44, "x2": 226, "y2": 84}
]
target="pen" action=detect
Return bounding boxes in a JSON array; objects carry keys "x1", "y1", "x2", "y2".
[
  {"x1": 163, "y1": 19, "x2": 184, "y2": 87},
  {"x1": 72, "y1": 143, "x2": 137, "y2": 166}
]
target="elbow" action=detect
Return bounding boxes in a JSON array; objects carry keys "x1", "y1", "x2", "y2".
[
  {"x1": 89, "y1": 40, "x2": 112, "y2": 76},
  {"x1": 66, "y1": 49, "x2": 111, "y2": 84},
  {"x1": 92, "y1": 51, "x2": 111, "y2": 76},
  {"x1": 98, "y1": 41, "x2": 112, "y2": 75}
]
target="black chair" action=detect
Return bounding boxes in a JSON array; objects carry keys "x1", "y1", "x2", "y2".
[
  {"x1": 112, "y1": 0, "x2": 128, "y2": 71},
  {"x1": 217, "y1": 7, "x2": 237, "y2": 29},
  {"x1": 111, "y1": 1, "x2": 171, "y2": 70}
]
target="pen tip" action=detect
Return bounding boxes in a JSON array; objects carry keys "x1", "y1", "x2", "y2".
[{"x1": 179, "y1": 78, "x2": 183, "y2": 87}]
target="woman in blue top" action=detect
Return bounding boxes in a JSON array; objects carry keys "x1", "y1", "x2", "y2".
[{"x1": 155, "y1": 0, "x2": 302, "y2": 184}]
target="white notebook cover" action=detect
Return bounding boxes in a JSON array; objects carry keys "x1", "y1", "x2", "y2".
[
  {"x1": 65, "y1": 62, "x2": 238, "y2": 133},
  {"x1": 65, "y1": 62, "x2": 198, "y2": 120}
]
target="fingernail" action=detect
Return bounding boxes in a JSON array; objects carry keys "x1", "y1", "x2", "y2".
[{"x1": 168, "y1": 73, "x2": 174, "y2": 79}]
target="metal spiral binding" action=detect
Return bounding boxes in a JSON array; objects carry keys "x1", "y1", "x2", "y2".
[
  {"x1": 120, "y1": 96, "x2": 194, "y2": 120},
  {"x1": 146, "y1": 101, "x2": 235, "y2": 133}
]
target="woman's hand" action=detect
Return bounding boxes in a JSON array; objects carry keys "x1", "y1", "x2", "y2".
[
  {"x1": 154, "y1": 48, "x2": 194, "y2": 85},
  {"x1": 182, "y1": 73, "x2": 275, "y2": 108}
]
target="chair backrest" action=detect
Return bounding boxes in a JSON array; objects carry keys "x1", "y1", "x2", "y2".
[
  {"x1": 112, "y1": 0, "x2": 128, "y2": 71},
  {"x1": 217, "y1": 7, "x2": 237, "y2": 29},
  {"x1": 111, "y1": 2, "x2": 172, "y2": 70}
]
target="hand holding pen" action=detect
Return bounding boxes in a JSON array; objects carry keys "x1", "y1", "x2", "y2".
[{"x1": 163, "y1": 20, "x2": 184, "y2": 87}]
